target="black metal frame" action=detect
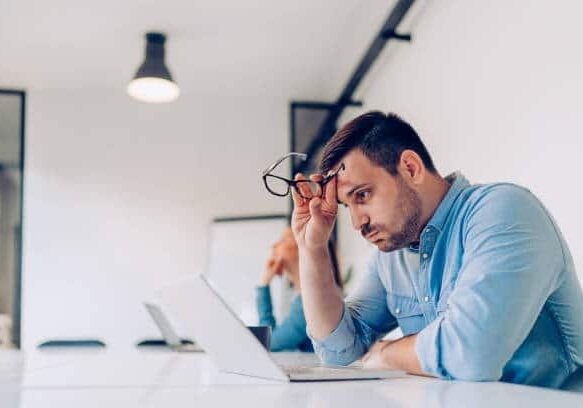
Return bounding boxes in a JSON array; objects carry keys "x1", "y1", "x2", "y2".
[
  {"x1": 292, "y1": 0, "x2": 415, "y2": 174},
  {"x1": 212, "y1": 214, "x2": 290, "y2": 224},
  {"x1": 287, "y1": 0, "x2": 415, "y2": 245},
  {"x1": 0, "y1": 89, "x2": 26, "y2": 349},
  {"x1": 289, "y1": 101, "x2": 361, "y2": 176}
]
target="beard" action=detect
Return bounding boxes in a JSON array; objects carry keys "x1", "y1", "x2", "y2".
[{"x1": 369, "y1": 177, "x2": 423, "y2": 253}]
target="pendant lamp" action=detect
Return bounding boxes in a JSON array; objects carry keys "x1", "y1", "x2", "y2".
[{"x1": 127, "y1": 32, "x2": 180, "y2": 103}]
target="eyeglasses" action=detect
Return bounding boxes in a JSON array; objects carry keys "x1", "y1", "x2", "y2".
[{"x1": 262, "y1": 152, "x2": 344, "y2": 199}]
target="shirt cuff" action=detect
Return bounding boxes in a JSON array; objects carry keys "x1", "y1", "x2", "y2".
[
  {"x1": 256, "y1": 285, "x2": 270, "y2": 295},
  {"x1": 256, "y1": 285, "x2": 272, "y2": 311},
  {"x1": 307, "y1": 304, "x2": 356, "y2": 353},
  {"x1": 415, "y1": 316, "x2": 452, "y2": 380}
]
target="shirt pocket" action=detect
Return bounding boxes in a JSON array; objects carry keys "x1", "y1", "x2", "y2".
[{"x1": 387, "y1": 294, "x2": 425, "y2": 336}]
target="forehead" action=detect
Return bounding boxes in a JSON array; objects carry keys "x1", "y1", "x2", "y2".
[{"x1": 336, "y1": 150, "x2": 391, "y2": 192}]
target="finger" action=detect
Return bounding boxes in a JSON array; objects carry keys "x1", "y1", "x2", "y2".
[
  {"x1": 291, "y1": 174, "x2": 305, "y2": 207},
  {"x1": 275, "y1": 266, "x2": 284, "y2": 276},
  {"x1": 291, "y1": 185, "x2": 304, "y2": 207},
  {"x1": 309, "y1": 174, "x2": 323, "y2": 198},
  {"x1": 294, "y1": 173, "x2": 313, "y2": 200},
  {"x1": 274, "y1": 258, "x2": 284, "y2": 273},
  {"x1": 309, "y1": 197, "x2": 325, "y2": 224},
  {"x1": 323, "y1": 174, "x2": 338, "y2": 206}
]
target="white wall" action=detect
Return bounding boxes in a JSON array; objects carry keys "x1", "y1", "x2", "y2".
[
  {"x1": 337, "y1": 0, "x2": 583, "y2": 284},
  {"x1": 22, "y1": 89, "x2": 289, "y2": 350}
]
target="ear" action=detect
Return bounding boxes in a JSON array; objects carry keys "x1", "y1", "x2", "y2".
[{"x1": 399, "y1": 150, "x2": 425, "y2": 185}]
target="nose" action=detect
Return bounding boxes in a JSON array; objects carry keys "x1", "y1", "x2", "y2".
[{"x1": 350, "y1": 208, "x2": 369, "y2": 232}]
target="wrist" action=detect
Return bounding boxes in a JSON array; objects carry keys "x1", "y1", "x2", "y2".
[
  {"x1": 298, "y1": 243, "x2": 328, "y2": 255},
  {"x1": 260, "y1": 271, "x2": 273, "y2": 286},
  {"x1": 260, "y1": 277, "x2": 272, "y2": 286}
]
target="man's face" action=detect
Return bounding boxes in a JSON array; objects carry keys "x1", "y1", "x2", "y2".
[{"x1": 336, "y1": 149, "x2": 422, "y2": 252}]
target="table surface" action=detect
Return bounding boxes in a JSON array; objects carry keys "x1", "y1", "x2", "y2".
[{"x1": 0, "y1": 348, "x2": 582, "y2": 408}]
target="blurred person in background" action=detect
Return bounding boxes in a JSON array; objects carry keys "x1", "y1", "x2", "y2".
[{"x1": 257, "y1": 227, "x2": 343, "y2": 352}]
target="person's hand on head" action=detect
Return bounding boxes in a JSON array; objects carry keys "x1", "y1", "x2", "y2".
[{"x1": 291, "y1": 172, "x2": 338, "y2": 251}]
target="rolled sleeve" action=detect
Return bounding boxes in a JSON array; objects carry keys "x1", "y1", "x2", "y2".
[
  {"x1": 415, "y1": 317, "x2": 452, "y2": 380},
  {"x1": 308, "y1": 304, "x2": 360, "y2": 365}
]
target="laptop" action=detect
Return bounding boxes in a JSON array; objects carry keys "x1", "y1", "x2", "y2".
[
  {"x1": 144, "y1": 302, "x2": 204, "y2": 352},
  {"x1": 158, "y1": 274, "x2": 405, "y2": 382}
]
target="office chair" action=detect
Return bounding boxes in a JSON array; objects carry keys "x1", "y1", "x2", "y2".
[
  {"x1": 37, "y1": 339, "x2": 106, "y2": 349},
  {"x1": 135, "y1": 338, "x2": 194, "y2": 347}
]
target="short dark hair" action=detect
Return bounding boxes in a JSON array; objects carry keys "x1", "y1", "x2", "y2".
[{"x1": 320, "y1": 111, "x2": 437, "y2": 175}]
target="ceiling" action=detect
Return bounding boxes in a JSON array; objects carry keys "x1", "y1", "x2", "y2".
[{"x1": 0, "y1": 0, "x2": 399, "y2": 100}]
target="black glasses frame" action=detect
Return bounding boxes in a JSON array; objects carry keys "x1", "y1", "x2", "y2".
[{"x1": 262, "y1": 160, "x2": 345, "y2": 199}]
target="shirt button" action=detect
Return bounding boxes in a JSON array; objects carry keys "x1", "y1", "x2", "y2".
[
  {"x1": 422, "y1": 253, "x2": 429, "y2": 259},
  {"x1": 424, "y1": 296, "x2": 430, "y2": 302},
  {"x1": 395, "y1": 308, "x2": 401, "y2": 315}
]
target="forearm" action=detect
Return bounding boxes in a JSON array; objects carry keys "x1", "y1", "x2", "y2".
[
  {"x1": 256, "y1": 286, "x2": 276, "y2": 328},
  {"x1": 299, "y1": 245, "x2": 344, "y2": 340},
  {"x1": 363, "y1": 334, "x2": 428, "y2": 376},
  {"x1": 383, "y1": 335, "x2": 425, "y2": 376}
]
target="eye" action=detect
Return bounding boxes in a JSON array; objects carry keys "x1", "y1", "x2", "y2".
[{"x1": 355, "y1": 190, "x2": 370, "y2": 203}]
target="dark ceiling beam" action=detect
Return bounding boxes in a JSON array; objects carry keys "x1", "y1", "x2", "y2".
[{"x1": 298, "y1": 0, "x2": 415, "y2": 172}]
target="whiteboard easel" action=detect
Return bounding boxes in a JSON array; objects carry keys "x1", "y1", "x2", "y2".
[{"x1": 205, "y1": 215, "x2": 293, "y2": 325}]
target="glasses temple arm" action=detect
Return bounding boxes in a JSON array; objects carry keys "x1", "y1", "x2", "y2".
[{"x1": 262, "y1": 152, "x2": 308, "y2": 175}]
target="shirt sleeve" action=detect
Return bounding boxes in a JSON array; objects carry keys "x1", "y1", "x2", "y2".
[
  {"x1": 269, "y1": 295, "x2": 311, "y2": 351},
  {"x1": 309, "y1": 253, "x2": 398, "y2": 366},
  {"x1": 416, "y1": 185, "x2": 564, "y2": 381},
  {"x1": 257, "y1": 286, "x2": 312, "y2": 351},
  {"x1": 256, "y1": 285, "x2": 276, "y2": 328}
]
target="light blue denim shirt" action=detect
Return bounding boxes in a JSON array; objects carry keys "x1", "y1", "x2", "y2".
[
  {"x1": 256, "y1": 286, "x2": 313, "y2": 352},
  {"x1": 311, "y1": 172, "x2": 583, "y2": 388}
]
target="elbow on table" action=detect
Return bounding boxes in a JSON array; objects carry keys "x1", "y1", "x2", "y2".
[
  {"x1": 444, "y1": 358, "x2": 504, "y2": 382},
  {"x1": 315, "y1": 348, "x2": 359, "y2": 367}
]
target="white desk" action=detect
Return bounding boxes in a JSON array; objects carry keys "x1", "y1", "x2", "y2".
[{"x1": 0, "y1": 349, "x2": 581, "y2": 408}]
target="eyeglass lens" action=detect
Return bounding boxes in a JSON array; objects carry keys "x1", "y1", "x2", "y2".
[{"x1": 264, "y1": 175, "x2": 290, "y2": 196}]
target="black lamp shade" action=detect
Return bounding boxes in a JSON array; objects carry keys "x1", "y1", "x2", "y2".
[
  {"x1": 128, "y1": 32, "x2": 180, "y2": 103},
  {"x1": 134, "y1": 33, "x2": 173, "y2": 81}
]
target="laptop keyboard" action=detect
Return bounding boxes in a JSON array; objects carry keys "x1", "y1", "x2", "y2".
[
  {"x1": 274, "y1": 353, "x2": 365, "y2": 376},
  {"x1": 284, "y1": 365, "x2": 359, "y2": 374}
]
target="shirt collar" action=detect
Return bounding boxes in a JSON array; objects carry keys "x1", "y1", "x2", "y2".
[{"x1": 426, "y1": 171, "x2": 470, "y2": 232}]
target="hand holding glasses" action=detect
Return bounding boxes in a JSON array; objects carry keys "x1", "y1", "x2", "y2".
[
  {"x1": 262, "y1": 152, "x2": 343, "y2": 251},
  {"x1": 262, "y1": 152, "x2": 344, "y2": 200}
]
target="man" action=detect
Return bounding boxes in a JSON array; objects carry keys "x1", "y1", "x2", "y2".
[{"x1": 291, "y1": 111, "x2": 583, "y2": 388}]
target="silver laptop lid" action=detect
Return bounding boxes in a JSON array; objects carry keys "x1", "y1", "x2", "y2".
[{"x1": 158, "y1": 275, "x2": 288, "y2": 381}]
